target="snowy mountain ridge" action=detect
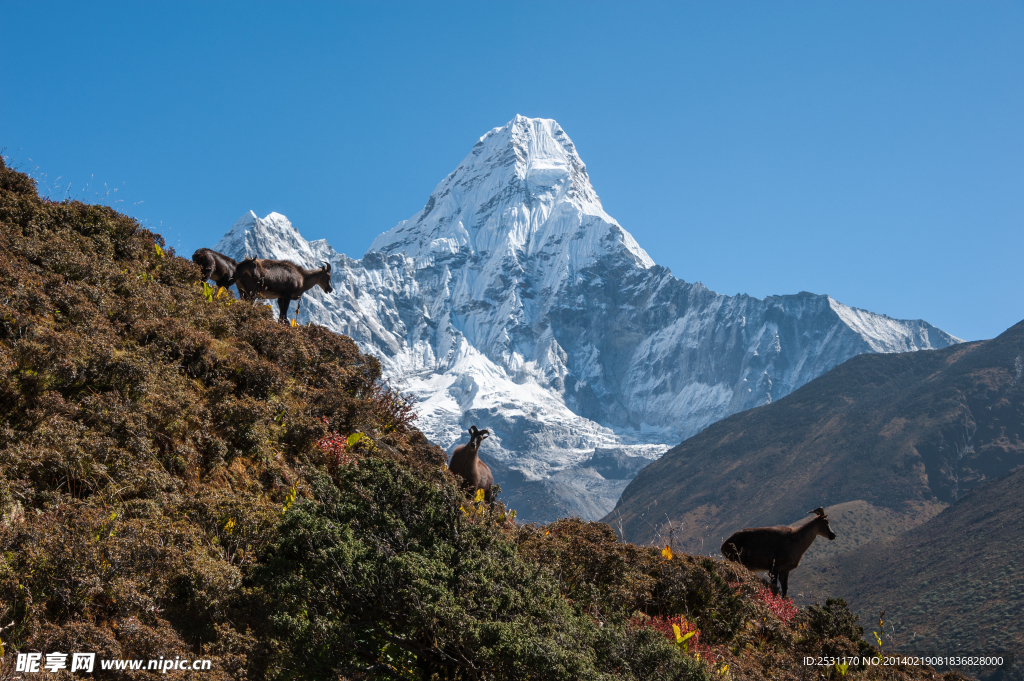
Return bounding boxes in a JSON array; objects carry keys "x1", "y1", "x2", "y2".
[{"x1": 215, "y1": 116, "x2": 961, "y2": 522}]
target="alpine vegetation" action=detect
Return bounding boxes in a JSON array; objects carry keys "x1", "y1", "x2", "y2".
[{"x1": 215, "y1": 116, "x2": 960, "y2": 522}]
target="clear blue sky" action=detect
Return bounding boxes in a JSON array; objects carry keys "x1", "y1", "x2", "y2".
[{"x1": 3, "y1": 2, "x2": 1022, "y2": 341}]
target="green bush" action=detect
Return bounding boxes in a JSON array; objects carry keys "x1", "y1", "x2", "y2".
[
  {"x1": 796, "y1": 598, "x2": 873, "y2": 659},
  {"x1": 248, "y1": 462, "x2": 708, "y2": 681}
]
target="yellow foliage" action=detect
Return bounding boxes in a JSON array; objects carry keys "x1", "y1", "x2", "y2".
[
  {"x1": 282, "y1": 483, "x2": 298, "y2": 515},
  {"x1": 662, "y1": 545, "x2": 673, "y2": 560},
  {"x1": 672, "y1": 624, "x2": 695, "y2": 655}
]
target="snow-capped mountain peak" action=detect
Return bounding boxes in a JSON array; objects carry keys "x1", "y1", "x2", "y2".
[
  {"x1": 216, "y1": 116, "x2": 960, "y2": 523},
  {"x1": 369, "y1": 115, "x2": 654, "y2": 270},
  {"x1": 215, "y1": 211, "x2": 336, "y2": 269}
]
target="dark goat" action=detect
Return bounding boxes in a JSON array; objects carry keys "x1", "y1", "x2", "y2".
[
  {"x1": 720, "y1": 507, "x2": 836, "y2": 597},
  {"x1": 449, "y1": 426, "x2": 494, "y2": 501},
  {"x1": 235, "y1": 258, "x2": 334, "y2": 322},
  {"x1": 192, "y1": 248, "x2": 239, "y2": 288}
]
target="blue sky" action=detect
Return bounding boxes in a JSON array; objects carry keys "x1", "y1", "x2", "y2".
[{"x1": 2, "y1": 1, "x2": 1022, "y2": 341}]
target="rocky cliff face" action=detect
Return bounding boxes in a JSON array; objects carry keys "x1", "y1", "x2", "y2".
[{"x1": 216, "y1": 115, "x2": 961, "y2": 522}]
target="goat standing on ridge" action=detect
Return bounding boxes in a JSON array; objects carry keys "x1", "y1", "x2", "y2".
[
  {"x1": 192, "y1": 248, "x2": 239, "y2": 289},
  {"x1": 234, "y1": 258, "x2": 333, "y2": 323},
  {"x1": 449, "y1": 426, "x2": 494, "y2": 502},
  {"x1": 720, "y1": 507, "x2": 836, "y2": 597}
]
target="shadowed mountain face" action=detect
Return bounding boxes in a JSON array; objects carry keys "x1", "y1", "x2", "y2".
[
  {"x1": 799, "y1": 466, "x2": 1024, "y2": 658},
  {"x1": 606, "y1": 320, "x2": 1024, "y2": 555}
]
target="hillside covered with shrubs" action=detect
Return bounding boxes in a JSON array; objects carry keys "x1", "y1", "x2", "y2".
[{"x1": 0, "y1": 158, "x2": 969, "y2": 680}]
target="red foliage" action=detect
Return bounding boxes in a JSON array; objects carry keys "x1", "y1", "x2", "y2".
[
  {"x1": 317, "y1": 427, "x2": 358, "y2": 467},
  {"x1": 755, "y1": 586, "x2": 798, "y2": 625},
  {"x1": 627, "y1": 613, "x2": 717, "y2": 665},
  {"x1": 363, "y1": 378, "x2": 418, "y2": 432}
]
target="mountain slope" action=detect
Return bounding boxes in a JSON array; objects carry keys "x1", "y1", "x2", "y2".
[
  {"x1": 2, "y1": 157, "x2": 965, "y2": 681},
  {"x1": 216, "y1": 116, "x2": 961, "y2": 522},
  {"x1": 606, "y1": 320, "x2": 1024, "y2": 561},
  {"x1": 0, "y1": 156, "x2": 448, "y2": 677},
  {"x1": 799, "y1": 465, "x2": 1024, "y2": 658}
]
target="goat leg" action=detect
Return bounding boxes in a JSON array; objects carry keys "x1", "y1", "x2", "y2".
[{"x1": 277, "y1": 298, "x2": 291, "y2": 323}]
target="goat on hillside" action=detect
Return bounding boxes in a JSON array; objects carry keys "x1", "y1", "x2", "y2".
[
  {"x1": 234, "y1": 258, "x2": 333, "y2": 322},
  {"x1": 449, "y1": 426, "x2": 494, "y2": 501},
  {"x1": 192, "y1": 248, "x2": 239, "y2": 289},
  {"x1": 720, "y1": 507, "x2": 836, "y2": 597}
]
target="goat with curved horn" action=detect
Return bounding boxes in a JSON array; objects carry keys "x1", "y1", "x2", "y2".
[
  {"x1": 192, "y1": 248, "x2": 240, "y2": 289},
  {"x1": 448, "y1": 425, "x2": 494, "y2": 502},
  {"x1": 720, "y1": 507, "x2": 836, "y2": 597},
  {"x1": 234, "y1": 257, "x2": 334, "y2": 323}
]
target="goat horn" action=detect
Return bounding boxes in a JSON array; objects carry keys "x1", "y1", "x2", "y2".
[
  {"x1": 322, "y1": 261, "x2": 331, "y2": 272},
  {"x1": 808, "y1": 507, "x2": 826, "y2": 516}
]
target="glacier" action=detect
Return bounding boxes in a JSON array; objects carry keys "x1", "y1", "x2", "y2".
[{"x1": 214, "y1": 115, "x2": 961, "y2": 522}]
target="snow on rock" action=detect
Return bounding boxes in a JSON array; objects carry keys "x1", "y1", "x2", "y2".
[{"x1": 215, "y1": 116, "x2": 962, "y2": 523}]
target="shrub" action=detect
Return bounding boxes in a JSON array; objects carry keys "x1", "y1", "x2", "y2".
[
  {"x1": 247, "y1": 462, "x2": 710, "y2": 680},
  {"x1": 754, "y1": 586, "x2": 798, "y2": 626},
  {"x1": 628, "y1": 613, "x2": 717, "y2": 667},
  {"x1": 648, "y1": 557, "x2": 749, "y2": 645},
  {"x1": 517, "y1": 518, "x2": 659, "y2": 621},
  {"x1": 800, "y1": 598, "x2": 863, "y2": 641},
  {"x1": 797, "y1": 598, "x2": 874, "y2": 659}
]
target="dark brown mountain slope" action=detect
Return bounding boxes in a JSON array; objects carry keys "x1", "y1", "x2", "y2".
[
  {"x1": 605, "y1": 321, "x2": 1024, "y2": 557},
  {"x1": 802, "y1": 465, "x2": 1024, "y2": 657}
]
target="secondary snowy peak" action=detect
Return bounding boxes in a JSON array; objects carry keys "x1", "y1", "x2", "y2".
[
  {"x1": 215, "y1": 211, "x2": 337, "y2": 268},
  {"x1": 827, "y1": 297, "x2": 956, "y2": 352},
  {"x1": 370, "y1": 115, "x2": 654, "y2": 269}
]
